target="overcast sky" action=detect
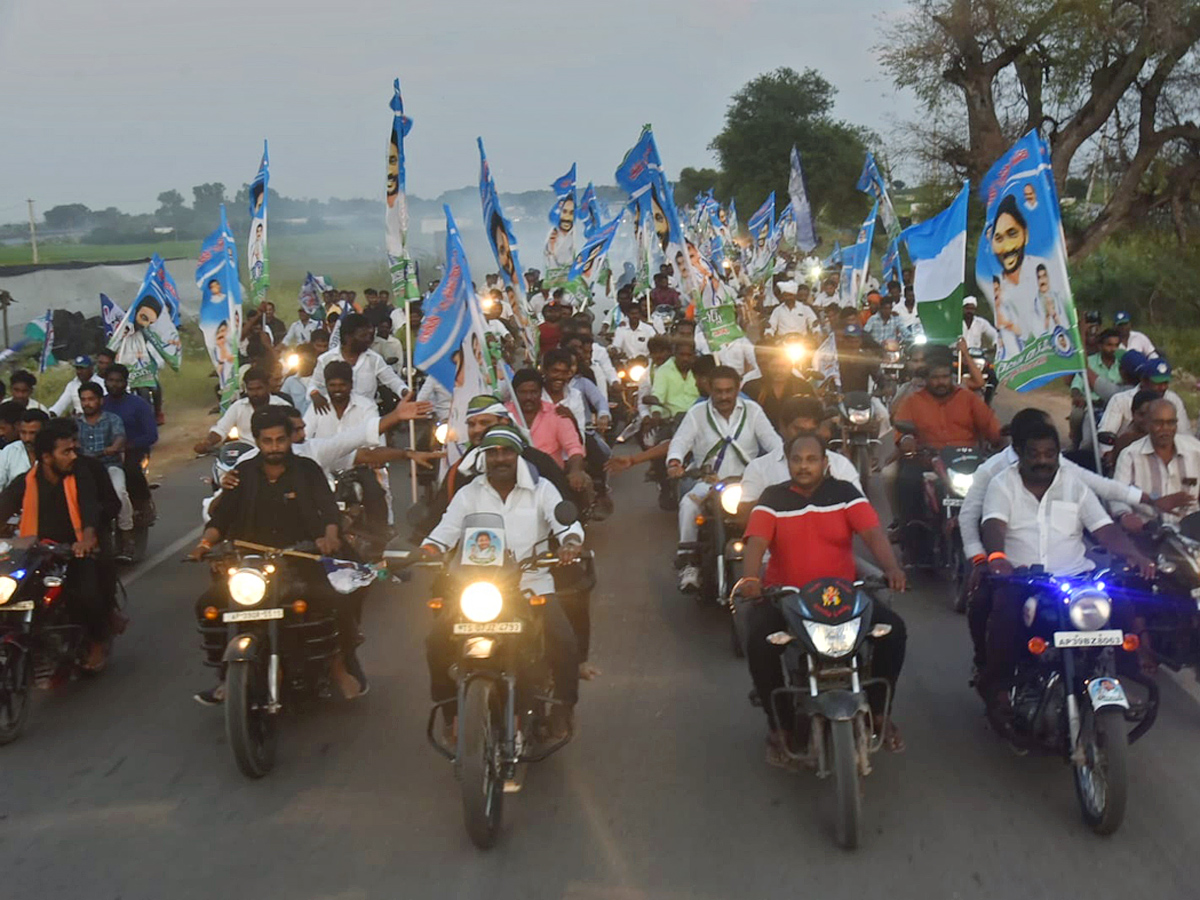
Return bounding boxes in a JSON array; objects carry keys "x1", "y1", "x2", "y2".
[{"x1": 0, "y1": 0, "x2": 916, "y2": 222}]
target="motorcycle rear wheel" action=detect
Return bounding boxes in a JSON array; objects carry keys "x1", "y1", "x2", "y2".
[
  {"x1": 0, "y1": 646, "x2": 32, "y2": 745},
  {"x1": 460, "y1": 678, "x2": 504, "y2": 849},
  {"x1": 829, "y1": 718, "x2": 862, "y2": 849},
  {"x1": 1073, "y1": 706, "x2": 1128, "y2": 835},
  {"x1": 225, "y1": 659, "x2": 276, "y2": 779}
]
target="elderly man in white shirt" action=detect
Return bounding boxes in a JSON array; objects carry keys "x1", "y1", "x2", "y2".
[
  {"x1": 49, "y1": 356, "x2": 104, "y2": 417},
  {"x1": 1111, "y1": 398, "x2": 1200, "y2": 527},
  {"x1": 667, "y1": 365, "x2": 782, "y2": 591},
  {"x1": 765, "y1": 282, "x2": 818, "y2": 337}
]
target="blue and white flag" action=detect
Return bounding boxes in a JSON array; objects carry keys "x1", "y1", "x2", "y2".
[
  {"x1": 100, "y1": 293, "x2": 124, "y2": 339},
  {"x1": 38, "y1": 310, "x2": 54, "y2": 372},
  {"x1": 196, "y1": 205, "x2": 242, "y2": 409},
  {"x1": 297, "y1": 272, "x2": 329, "y2": 318},
  {"x1": 321, "y1": 557, "x2": 382, "y2": 594},
  {"x1": 822, "y1": 241, "x2": 843, "y2": 270},
  {"x1": 614, "y1": 125, "x2": 686, "y2": 254},
  {"x1": 840, "y1": 202, "x2": 878, "y2": 307},
  {"x1": 579, "y1": 182, "x2": 601, "y2": 237},
  {"x1": 899, "y1": 182, "x2": 968, "y2": 344},
  {"x1": 414, "y1": 206, "x2": 475, "y2": 393},
  {"x1": 386, "y1": 78, "x2": 419, "y2": 304},
  {"x1": 543, "y1": 163, "x2": 578, "y2": 272},
  {"x1": 856, "y1": 152, "x2": 900, "y2": 241},
  {"x1": 788, "y1": 146, "x2": 819, "y2": 252},
  {"x1": 881, "y1": 237, "x2": 904, "y2": 287},
  {"x1": 246, "y1": 140, "x2": 269, "y2": 306},
  {"x1": 478, "y1": 138, "x2": 536, "y2": 357},
  {"x1": 747, "y1": 192, "x2": 775, "y2": 240},
  {"x1": 110, "y1": 255, "x2": 183, "y2": 390},
  {"x1": 568, "y1": 208, "x2": 625, "y2": 283},
  {"x1": 727, "y1": 199, "x2": 739, "y2": 236}
]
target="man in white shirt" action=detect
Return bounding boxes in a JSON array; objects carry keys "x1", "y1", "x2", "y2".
[
  {"x1": 961, "y1": 296, "x2": 999, "y2": 352},
  {"x1": 1113, "y1": 311, "x2": 1156, "y2": 357},
  {"x1": 667, "y1": 365, "x2": 782, "y2": 591},
  {"x1": 422, "y1": 425, "x2": 583, "y2": 735},
  {"x1": 49, "y1": 356, "x2": 104, "y2": 417},
  {"x1": 309, "y1": 312, "x2": 408, "y2": 411},
  {"x1": 0, "y1": 409, "x2": 44, "y2": 490},
  {"x1": 193, "y1": 367, "x2": 289, "y2": 453},
  {"x1": 716, "y1": 335, "x2": 762, "y2": 385},
  {"x1": 895, "y1": 284, "x2": 920, "y2": 331},
  {"x1": 1097, "y1": 357, "x2": 1189, "y2": 438},
  {"x1": 977, "y1": 416, "x2": 1152, "y2": 710},
  {"x1": 611, "y1": 304, "x2": 657, "y2": 361},
  {"x1": 281, "y1": 307, "x2": 320, "y2": 348},
  {"x1": 590, "y1": 341, "x2": 619, "y2": 387},
  {"x1": 1111, "y1": 398, "x2": 1200, "y2": 527},
  {"x1": 740, "y1": 396, "x2": 861, "y2": 505},
  {"x1": 765, "y1": 282, "x2": 817, "y2": 337},
  {"x1": 8, "y1": 371, "x2": 49, "y2": 413}
]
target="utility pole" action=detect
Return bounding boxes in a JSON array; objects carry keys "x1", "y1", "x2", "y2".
[{"x1": 26, "y1": 199, "x2": 38, "y2": 264}]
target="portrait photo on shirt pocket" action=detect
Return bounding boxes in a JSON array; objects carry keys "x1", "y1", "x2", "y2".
[{"x1": 1050, "y1": 500, "x2": 1079, "y2": 534}]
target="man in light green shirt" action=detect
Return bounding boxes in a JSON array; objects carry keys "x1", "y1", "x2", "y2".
[
  {"x1": 650, "y1": 339, "x2": 700, "y2": 416},
  {"x1": 1070, "y1": 328, "x2": 1124, "y2": 403}
]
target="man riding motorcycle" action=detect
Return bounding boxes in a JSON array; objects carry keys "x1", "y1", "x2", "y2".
[
  {"x1": 667, "y1": 366, "x2": 781, "y2": 592},
  {"x1": 740, "y1": 396, "x2": 861, "y2": 505},
  {"x1": 1110, "y1": 398, "x2": 1200, "y2": 530},
  {"x1": 738, "y1": 431, "x2": 907, "y2": 766},
  {"x1": 421, "y1": 426, "x2": 584, "y2": 739}
]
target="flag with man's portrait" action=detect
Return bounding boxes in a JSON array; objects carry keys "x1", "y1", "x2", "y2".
[
  {"x1": 109, "y1": 255, "x2": 182, "y2": 391},
  {"x1": 246, "y1": 140, "x2": 269, "y2": 307},
  {"x1": 100, "y1": 293, "x2": 124, "y2": 339},
  {"x1": 385, "y1": 78, "x2": 420, "y2": 305},
  {"x1": 477, "y1": 138, "x2": 537, "y2": 358},
  {"x1": 196, "y1": 205, "x2": 243, "y2": 410},
  {"x1": 544, "y1": 163, "x2": 577, "y2": 273},
  {"x1": 856, "y1": 152, "x2": 900, "y2": 241},
  {"x1": 788, "y1": 146, "x2": 818, "y2": 252}
]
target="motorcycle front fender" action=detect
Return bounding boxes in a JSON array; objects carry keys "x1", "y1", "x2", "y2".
[
  {"x1": 813, "y1": 689, "x2": 869, "y2": 722},
  {"x1": 222, "y1": 632, "x2": 262, "y2": 663}
]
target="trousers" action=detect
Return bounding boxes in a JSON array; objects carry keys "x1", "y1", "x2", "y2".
[{"x1": 106, "y1": 465, "x2": 134, "y2": 532}]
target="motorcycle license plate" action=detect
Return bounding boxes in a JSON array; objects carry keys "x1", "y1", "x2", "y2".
[
  {"x1": 1053, "y1": 630, "x2": 1123, "y2": 648},
  {"x1": 944, "y1": 498, "x2": 963, "y2": 509},
  {"x1": 222, "y1": 608, "x2": 285, "y2": 623},
  {"x1": 453, "y1": 622, "x2": 522, "y2": 635},
  {"x1": 0, "y1": 601, "x2": 33, "y2": 612},
  {"x1": 1087, "y1": 677, "x2": 1129, "y2": 709}
]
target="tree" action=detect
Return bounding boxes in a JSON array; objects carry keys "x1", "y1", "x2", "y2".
[
  {"x1": 155, "y1": 190, "x2": 188, "y2": 229},
  {"x1": 675, "y1": 167, "x2": 721, "y2": 207},
  {"x1": 709, "y1": 67, "x2": 873, "y2": 232},
  {"x1": 42, "y1": 204, "x2": 91, "y2": 231},
  {"x1": 191, "y1": 182, "x2": 226, "y2": 226},
  {"x1": 879, "y1": 0, "x2": 1200, "y2": 260}
]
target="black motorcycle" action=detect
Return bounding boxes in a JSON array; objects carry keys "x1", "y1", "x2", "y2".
[
  {"x1": 0, "y1": 538, "x2": 118, "y2": 744},
  {"x1": 753, "y1": 576, "x2": 897, "y2": 849},
  {"x1": 829, "y1": 391, "x2": 880, "y2": 489},
  {"x1": 192, "y1": 541, "x2": 353, "y2": 778},
  {"x1": 678, "y1": 471, "x2": 748, "y2": 656},
  {"x1": 1132, "y1": 513, "x2": 1200, "y2": 676},
  {"x1": 388, "y1": 506, "x2": 584, "y2": 849},
  {"x1": 985, "y1": 568, "x2": 1156, "y2": 835}
]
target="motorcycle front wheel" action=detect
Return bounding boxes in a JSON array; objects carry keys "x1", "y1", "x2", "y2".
[
  {"x1": 459, "y1": 677, "x2": 504, "y2": 849},
  {"x1": 829, "y1": 718, "x2": 862, "y2": 849},
  {"x1": 225, "y1": 658, "x2": 276, "y2": 778},
  {"x1": 1073, "y1": 705, "x2": 1128, "y2": 835},
  {"x1": 0, "y1": 644, "x2": 32, "y2": 745}
]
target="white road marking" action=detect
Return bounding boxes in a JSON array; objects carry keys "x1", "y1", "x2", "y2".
[{"x1": 122, "y1": 526, "x2": 202, "y2": 588}]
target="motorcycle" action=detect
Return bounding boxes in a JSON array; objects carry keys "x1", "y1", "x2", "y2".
[
  {"x1": 639, "y1": 396, "x2": 684, "y2": 511},
  {"x1": 649, "y1": 303, "x2": 683, "y2": 335},
  {"x1": 611, "y1": 356, "x2": 649, "y2": 445},
  {"x1": 387, "y1": 505, "x2": 586, "y2": 849},
  {"x1": 829, "y1": 391, "x2": 880, "y2": 489},
  {"x1": 1130, "y1": 513, "x2": 1200, "y2": 676},
  {"x1": 678, "y1": 470, "x2": 748, "y2": 656},
  {"x1": 984, "y1": 567, "x2": 1156, "y2": 835},
  {"x1": 192, "y1": 540, "x2": 352, "y2": 778},
  {"x1": 750, "y1": 576, "x2": 897, "y2": 849},
  {"x1": 877, "y1": 339, "x2": 905, "y2": 401},
  {"x1": 199, "y1": 437, "x2": 257, "y2": 524},
  {"x1": 0, "y1": 538, "x2": 120, "y2": 744}
]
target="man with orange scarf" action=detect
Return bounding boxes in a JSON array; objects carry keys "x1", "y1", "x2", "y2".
[{"x1": 0, "y1": 426, "x2": 110, "y2": 669}]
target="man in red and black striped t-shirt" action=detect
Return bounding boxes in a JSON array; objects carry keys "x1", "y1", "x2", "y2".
[{"x1": 738, "y1": 432, "x2": 908, "y2": 765}]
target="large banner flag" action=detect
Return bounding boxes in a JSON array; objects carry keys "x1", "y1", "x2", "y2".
[
  {"x1": 727, "y1": 199, "x2": 739, "y2": 236},
  {"x1": 747, "y1": 192, "x2": 775, "y2": 244},
  {"x1": 38, "y1": 310, "x2": 54, "y2": 372},
  {"x1": 975, "y1": 129, "x2": 1079, "y2": 390},
  {"x1": 856, "y1": 152, "x2": 901, "y2": 241},
  {"x1": 696, "y1": 303, "x2": 745, "y2": 351},
  {"x1": 579, "y1": 182, "x2": 602, "y2": 237},
  {"x1": 545, "y1": 163, "x2": 577, "y2": 271},
  {"x1": 196, "y1": 205, "x2": 243, "y2": 410},
  {"x1": 386, "y1": 78, "x2": 420, "y2": 305},
  {"x1": 840, "y1": 202, "x2": 878, "y2": 307},
  {"x1": 788, "y1": 146, "x2": 819, "y2": 252},
  {"x1": 414, "y1": 206, "x2": 475, "y2": 393},
  {"x1": 246, "y1": 140, "x2": 269, "y2": 307},
  {"x1": 899, "y1": 181, "x2": 968, "y2": 344},
  {"x1": 100, "y1": 293, "x2": 124, "y2": 339},
  {"x1": 110, "y1": 255, "x2": 183, "y2": 391},
  {"x1": 568, "y1": 208, "x2": 624, "y2": 284},
  {"x1": 297, "y1": 272, "x2": 330, "y2": 318},
  {"x1": 478, "y1": 138, "x2": 537, "y2": 357}
]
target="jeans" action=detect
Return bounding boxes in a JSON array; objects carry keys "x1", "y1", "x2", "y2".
[
  {"x1": 745, "y1": 598, "x2": 906, "y2": 732},
  {"x1": 106, "y1": 464, "x2": 134, "y2": 532},
  {"x1": 425, "y1": 593, "x2": 579, "y2": 717}
]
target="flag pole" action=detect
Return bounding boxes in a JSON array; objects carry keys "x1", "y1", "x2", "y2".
[{"x1": 404, "y1": 274, "x2": 418, "y2": 501}]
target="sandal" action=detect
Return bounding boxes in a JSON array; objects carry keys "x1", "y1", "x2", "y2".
[
  {"x1": 880, "y1": 720, "x2": 906, "y2": 753},
  {"x1": 765, "y1": 731, "x2": 801, "y2": 771}
]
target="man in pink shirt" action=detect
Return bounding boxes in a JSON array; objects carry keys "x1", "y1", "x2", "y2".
[{"x1": 508, "y1": 369, "x2": 591, "y2": 496}]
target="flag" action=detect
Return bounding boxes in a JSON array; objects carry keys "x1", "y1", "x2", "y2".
[
  {"x1": 728, "y1": 199, "x2": 739, "y2": 236},
  {"x1": 297, "y1": 272, "x2": 328, "y2": 318},
  {"x1": 545, "y1": 163, "x2": 577, "y2": 271},
  {"x1": 696, "y1": 303, "x2": 744, "y2": 351},
  {"x1": 568, "y1": 208, "x2": 624, "y2": 283},
  {"x1": 975, "y1": 129, "x2": 1081, "y2": 390},
  {"x1": 614, "y1": 125, "x2": 686, "y2": 253},
  {"x1": 386, "y1": 78, "x2": 420, "y2": 305},
  {"x1": 477, "y1": 138, "x2": 537, "y2": 358},
  {"x1": 788, "y1": 146, "x2": 818, "y2": 252},
  {"x1": 38, "y1": 310, "x2": 54, "y2": 372},
  {"x1": 246, "y1": 140, "x2": 270, "y2": 307},
  {"x1": 747, "y1": 192, "x2": 775, "y2": 240},
  {"x1": 100, "y1": 293, "x2": 124, "y2": 339},
  {"x1": 414, "y1": 206, "x2": 474, "y2": 393},
  {"x1": 856, "y1": 152, "x2": 901, "y2": 241},
  {"x1": 840, "y1": 202, "x2": 878, "y2": 308},
  {"x1": 579, "y1": 182, "x2": 601, "y2": 237},
  {"x1": 814, "y1": 332, "x2": 841, "y2": 386},
  {"x1": 321, "y1": 557, "x2": 382, "y2": 594},
  {"x1": 822, "y1": 241, "x2": 843, "y2": 270},
  {"x1": 881, "y1": 237, "x2": 904, "y2": 287},
  {"x1": 110, "y1": 255, "x2": 183, "y2": 390},
  {"x1": 899, "y1": 182, "x2": 968, "y2": 344},
  {"x1": 196, "y1": 205, "x2": 243, "y2": 410}
]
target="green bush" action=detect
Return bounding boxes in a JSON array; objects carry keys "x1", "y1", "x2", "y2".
[{"x1": 1070, "y1": 231, "x2": 1200, "y2": 328}]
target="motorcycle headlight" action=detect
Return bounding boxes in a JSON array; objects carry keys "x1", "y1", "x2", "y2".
[
  {"x1": 460, "y1": 581, "x2": 503, "y2": 623},
  {"x1": 434, "y1": 421, "x2": 449, "y2": 445},
  {"x1": 0, "y1": 575, "x2": 17, "y2": 605},
  {"x1": 949, "y1": 470, "x2": 974, "y2": 497},
  {"x1": 847, "y1": 408, "x2": 871, "y2": 425},
  {"x1": 784, "y1": 342, "x2": 806, "y2": 365},
  {"x1": 228, "y1": 569, "x2": 268, "y2": 607},
  {"x1": 719, "y1": 483, "x2": 743, "y2": 515},
  {"x1": 802, "y1": 617, "x2": 862, "y2": 658},
  {"x1": 628, "y1": 363, "x2": 647, "y2": 382},
  {"x1": 1068, "y1": 588, "x2": 1112, "y2": 631}
]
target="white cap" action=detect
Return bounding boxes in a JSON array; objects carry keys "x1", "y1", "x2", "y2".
[
  {"x1": 776, "y1": 280, "x2": 799, "y2": 294},
  {"x1": 962, "y1": 295, "x2": 978, "y2": 308}
]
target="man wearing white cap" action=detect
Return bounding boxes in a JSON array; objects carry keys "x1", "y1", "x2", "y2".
[
  {"x1": 765, "y1": 281, "x2": 817, "y2": 337},
  {"x1": 49, "y1": 356, "x2": 105, "y2": 417},
  {"x1": 961, "y1": 297, "x2": 999, "y2": 352}
]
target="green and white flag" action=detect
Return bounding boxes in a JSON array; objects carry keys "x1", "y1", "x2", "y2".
[
  {"x1": 696, "y1": 303, "x2": 744, "y2": 351},
  {"x1": 899, "y1": 182, "x2": 968, "y2": 344}
]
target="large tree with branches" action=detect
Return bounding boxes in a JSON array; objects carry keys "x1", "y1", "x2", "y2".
[{"x1": 880, "y1": 0, "x2": 1200, "y2": 260}]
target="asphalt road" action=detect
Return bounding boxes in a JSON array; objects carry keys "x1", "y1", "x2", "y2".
[{"x1": 1, "y1": 458, "x2": 1199, "y2": 900}]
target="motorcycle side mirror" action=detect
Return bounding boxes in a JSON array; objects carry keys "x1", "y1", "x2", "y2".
[
  {"x1": 1179, "y1": 512, "x2": 1200, "y2": 542},
  {"x1": 554, "y1": 501, "x2": 579, "y2": 527},
  {"x1": 1097, "y1": 431, "x2": 1116, "y2": 447},
  {"x1": 894, "y1": 420, "x2": 918, "y2": 436}
]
